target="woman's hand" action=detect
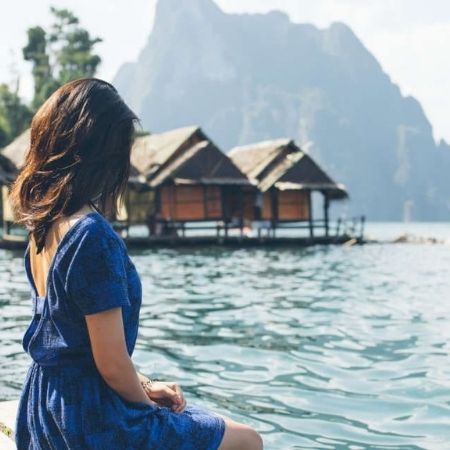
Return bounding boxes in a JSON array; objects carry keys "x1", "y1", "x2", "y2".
[
  {"x1": 148, "y1": 381, "x2": 187, "y2": 413},
  {"x1": 138, "y1": 374, "x2": 186, "y2": 413}
]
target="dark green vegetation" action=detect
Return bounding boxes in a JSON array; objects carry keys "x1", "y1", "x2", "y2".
[
  {"x1": 114, "y1": 0, "x2": 450, "y2": 221},
  {"x1": 0, "y1": 83, "x2": 32, "y2": 149},
  {"x1": 0, "y1": 7, "x2": 101, "y2": 148}
]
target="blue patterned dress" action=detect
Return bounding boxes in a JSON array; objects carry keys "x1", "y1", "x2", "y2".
[{"x1": 15, "y1": 210, "x2": 226, "y2": 449}]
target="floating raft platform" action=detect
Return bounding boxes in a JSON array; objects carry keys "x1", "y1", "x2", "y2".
[
  {"x1": 0, "y1": 233, "x2": 365, "y2": 251},
  {"x1": 124, "y1": 234, "x2": 364, "y2": 248}
]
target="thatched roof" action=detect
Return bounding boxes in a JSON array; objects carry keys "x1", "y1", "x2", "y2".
[
  {"x1": 229, "y1": 139, "x2": 348, "y2": 199},
  {"x1": 228, "y1": 139, "x2": 292, "y2": 181},
  {"x1": 0, "y1": 131, "x2": 24, "y2": 185},
  {"x1": 1, "y1": 128, "x2": 30, "y2": 169},
  {"x1": 149, "y1": 140, "x2": 250, "y2": 187},
  {"x1": 132, "y1": 126, "x2": 250, "y2": 187},
  {"x1": 2, "y1": 125, "x2": 239, "y2": 190},
  {"x1": 0, "y1": 153, "x2": 18, "y2": 185},
  {"x1": 0, "y1": 128, "x2": 148, "y2": 190},
  {"x1": 131, "y1": 126, "x2": 206, "y2": 180}
]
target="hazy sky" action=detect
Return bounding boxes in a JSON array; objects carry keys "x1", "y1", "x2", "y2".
[{"x1": 1, "y1": 0, "x2": 449, "y2": 143}]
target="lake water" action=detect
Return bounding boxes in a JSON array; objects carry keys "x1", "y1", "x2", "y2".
[{"x1": 1, "y1": 222, "x2": 449, "y2": 449}]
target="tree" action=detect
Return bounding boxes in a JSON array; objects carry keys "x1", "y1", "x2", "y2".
[
  {"x1": 23, "y1": 26, "x2": 57, "y2": 110},
  {"x1": 0, "y1": 6, "x2": 103, "y2": 147},
  {"x1": 49, "y1": 7, "x2": 102, "y2": 84},
  {"x1": 23, "y1": 6, "x2": 102, "y2": 111},
  {"x1": 0, "y1": 81, "x2": 32, "y2": 148}
]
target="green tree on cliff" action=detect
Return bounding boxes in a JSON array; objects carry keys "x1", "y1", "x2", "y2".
[
  {"x1": 22, "y1": 26, "x2": 57, "y2": 110},
  {"x1": 23, "y1": 6, "x2": 102, "y2": 111}
]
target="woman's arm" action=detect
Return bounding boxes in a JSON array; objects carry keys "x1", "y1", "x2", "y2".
[
  {"x1": 85, "y1": 307, "x2": 155, "y2": 405},
  {"x1": 86, "y1": 308, "x2": 186, "y2": 411}
]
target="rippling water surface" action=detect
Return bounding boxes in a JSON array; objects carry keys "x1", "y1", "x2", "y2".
[{"x1": 1, "y1": 223, "x2": 450, "y2": 449}]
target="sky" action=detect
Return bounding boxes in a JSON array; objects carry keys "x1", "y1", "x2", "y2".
[{"x1": 1, "y1": 0, "x2": 449, "y2": 143}]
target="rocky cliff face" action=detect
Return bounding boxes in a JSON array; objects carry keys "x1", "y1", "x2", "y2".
[{"x1": 114, "y1": 0, "x2": 450, "y2": 220}]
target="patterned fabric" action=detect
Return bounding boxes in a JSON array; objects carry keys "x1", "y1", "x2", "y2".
[{"x1": 15, "y1": 211, "x2": 226, "y2": 449}]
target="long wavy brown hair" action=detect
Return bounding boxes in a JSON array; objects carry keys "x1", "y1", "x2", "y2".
[{"x1": 8, "y1": 77, "x2": 139, "y2": 254}]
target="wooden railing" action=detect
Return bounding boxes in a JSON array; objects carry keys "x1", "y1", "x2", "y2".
[{"x1": 148, "y1": 215, "x2": 366, "y2": 241}]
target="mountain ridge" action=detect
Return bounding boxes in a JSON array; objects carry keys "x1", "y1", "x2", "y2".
[{"x1": 114, "y1": 0, "x2": 450, "y2": 220}]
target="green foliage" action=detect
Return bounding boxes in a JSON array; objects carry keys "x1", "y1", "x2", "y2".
[
  {"x1": 23, "y1": 6, "x2": 102, "y2": 112},
  {"x1": 23, "y1": 26, "x2": 57, "y2": 110},
  {"x1": 0, "y1": 82, "x2": 32, "y2": 148},
  {"x1": 48, "y1": 7, "x2": 102, "y2": 85},
  {"x1": 0, "y1": 6, "x2": 102, "y2": 147}
]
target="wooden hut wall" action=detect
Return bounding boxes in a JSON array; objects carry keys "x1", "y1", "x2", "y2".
[
  {"x1": 160, "y1": 185, "x2": 222, "y2": 221},
  {"x1": 277, "y1": 190, "x2": 310, "y2": 220},
  {"x1": 204, "y1": 185, "x2": 222, "y2": 218},
  {"x1": 262, "y1": 192, "x2": 274, "y2": 220},
  {"x1": 241, "y1": 187, "x2": 257, "y2": 221}
]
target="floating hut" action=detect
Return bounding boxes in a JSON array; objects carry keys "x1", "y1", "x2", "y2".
[
  {"x1": 0, "y1": 128, "x2": 363, "y2": 247},
  {"x1": 0, "y1": 155, "x2": 19, "y2": 242},
  {"x1": 0, "y1": 134, "x2": 23, "y2": 241},
  {"x1": 0, "y1": 129, "x2": 150, "y2": 244},
  {"x1": 128, "y1": 126, "x2": 253, "y2": 237},
  {"x1": 229, "y1": 139, "x2": 348, "y2": 237}
]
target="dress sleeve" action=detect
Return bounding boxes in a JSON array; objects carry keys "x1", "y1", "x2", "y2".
[{"x1": 66, "y1": 225, "x2": 131, "y2": 315}]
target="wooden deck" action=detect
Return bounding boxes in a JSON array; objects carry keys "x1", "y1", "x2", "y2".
[
  {"x1": 0, "y1": 233, "x2": 364, "y2": 250},
  {"x1": 0, "y1": 216, "x2": 366, "y2": 250},
  {"x1": 124, "y1": 234, "x2": 364, "y2": 248}
]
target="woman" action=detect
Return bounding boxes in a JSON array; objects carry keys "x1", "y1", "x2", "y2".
[{"x1": 9, "y1": 78, "x2": 263, "y2": 450}]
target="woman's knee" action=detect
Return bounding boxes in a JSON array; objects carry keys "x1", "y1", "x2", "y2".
[
  {"x1": 218, "y1": 417, "x2": 263, "y2": 450},
  {"x1": 245, "y1": 428, "x2": 263, "y2": 450}
]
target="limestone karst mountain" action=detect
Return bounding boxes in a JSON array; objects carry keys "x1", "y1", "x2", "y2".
[{"x1": 114, "y1": 0, "x2": 450, "y2": 220}]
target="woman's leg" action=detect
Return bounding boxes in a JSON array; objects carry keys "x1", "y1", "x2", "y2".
[{"x1": 216, "y1": 414, "x2": 263, "y2": 450}]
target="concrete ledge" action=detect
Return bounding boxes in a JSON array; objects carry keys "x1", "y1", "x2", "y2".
[
  {"x1": 0, "y1": 432, "x2": 16, "y2": 450},
  {"x1": 0, "y1": 400, "x2": 18, "y2": 447}
]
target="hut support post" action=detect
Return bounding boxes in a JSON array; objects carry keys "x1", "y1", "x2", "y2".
[
  {"x1": 239, "y1": 188, "x2": 244, "y2": 238},
  {"x1": 308, "y1": 190, "x2": 314, "y2": 239},
  {"x1": 3, "y1": 219, "x2": 9, "y2": 236},
  {"x1": 150, "y1": 187, "x2": 162, "y2": 237},
  {"x1": 324, "y1": 194, "x2": 330, "y2": 237},
  {"x1": 272, "y1": 189, "x2": 278, "y2": 239},
  {"x1": 336, "y1": 217, "x2": 342, "y2": 237},
  {"x1": 360, "y1": 215, "x2": 366, "y2": 240},
  {"x1": 220, "y1": 186, "x2": 230, "y2": 241}
]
